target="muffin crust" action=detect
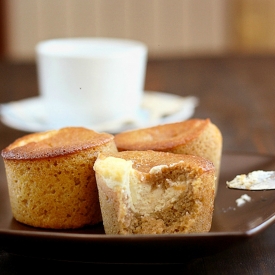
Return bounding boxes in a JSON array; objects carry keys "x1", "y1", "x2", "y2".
[{"x1": 1, "y1": 127, "x2": 118, "y2": 229}]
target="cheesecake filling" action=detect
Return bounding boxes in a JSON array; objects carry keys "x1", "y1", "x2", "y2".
[
  {"x1": 94, "y1": 156, "x2": 187, "y2": 214},
  {"x1": 226, "y1": 170, "x2": 275, "y2": 190}
]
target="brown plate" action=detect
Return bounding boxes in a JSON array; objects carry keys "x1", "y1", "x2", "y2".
[{"x1": 1, "y1": 152, "x2": 275, "y2": 263}]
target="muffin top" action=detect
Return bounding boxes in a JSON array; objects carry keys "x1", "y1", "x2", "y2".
[
  {"x1": 1, "y1": 127, "x2": 114, "y2": 160},
  {"x1": 95, "y1": 150, "x2": 214, "y2": 174},
  {"x1": 114, "y1": 119, "x2": 210, "y2": 151}
]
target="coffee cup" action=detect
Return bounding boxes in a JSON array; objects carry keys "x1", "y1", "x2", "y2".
[{"x1": 36, "y1": 37, "x2": 148, "y2": 129}]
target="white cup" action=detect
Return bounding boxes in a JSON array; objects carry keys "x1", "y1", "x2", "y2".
[{"x1": 36, "y1": 37, "x2": 148, "y2": 129}]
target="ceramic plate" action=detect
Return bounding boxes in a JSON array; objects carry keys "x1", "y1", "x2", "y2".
[
  {"x1": 0, "y1": 92, "x2": 198, "y2": 133},
  {"x1": 1, "y1": 152, "x2": 275, "y2": 263}
]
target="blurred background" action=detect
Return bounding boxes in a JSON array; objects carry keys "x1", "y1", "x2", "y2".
[{"x1": 0, "y1": 0, "x2": 275, "y2": 61}]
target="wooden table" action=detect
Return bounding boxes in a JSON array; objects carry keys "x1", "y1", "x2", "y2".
[{"x1": 0, "y1": 56, "x2": 275, "y2": 274}]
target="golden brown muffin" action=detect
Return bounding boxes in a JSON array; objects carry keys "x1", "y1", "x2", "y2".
[
  {"x1": 93, "y1": 150, "x2": 215, "y2": 235},
  {"x1": 1, "y1": 127, "x2": 118, "y2": 229},
  {"x1": 114, "y1": 119, "x2": 222, "y2": 193}
]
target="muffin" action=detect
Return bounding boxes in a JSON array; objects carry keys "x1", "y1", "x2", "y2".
[
  {"x1": 1, "y1": 127, "x2": 118, "y2": 229},
  {"x1": 114, "y1": 118, "x2": 222, "y2": 193},
  {"x1": 93, "y1": 150, "x2": 215, "y2": 235}
]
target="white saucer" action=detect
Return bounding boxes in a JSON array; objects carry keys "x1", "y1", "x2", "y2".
[{"x1": 0, "y1": 91, "x2": 198, "y2": 133}]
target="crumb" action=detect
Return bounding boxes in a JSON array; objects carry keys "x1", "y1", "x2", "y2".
[{"x1": 236, "y1": 194, "x2": 251, "y2": 207}]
